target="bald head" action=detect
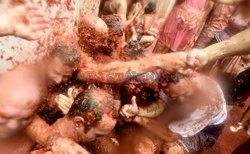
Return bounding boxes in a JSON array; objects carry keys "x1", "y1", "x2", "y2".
[{"x1": 78, "y1": 14, "x2": 108, "y2": 36}]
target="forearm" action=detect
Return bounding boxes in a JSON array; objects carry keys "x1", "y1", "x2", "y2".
[
  {"x1": 98, "y1": 53, "x2": 186, "y2": 75},
  {"x1": 25, "y1": 116, "x2": 57, "y2": 146},
  {"x1": 213, "y1": 0, "x2": 244, "y2": 5},
  {"x1": 201, "y1": 28, "x2": 250, "y2": 63},
  {"x1": 78, "y1": 52, "x2": 186, "y2": 83}
]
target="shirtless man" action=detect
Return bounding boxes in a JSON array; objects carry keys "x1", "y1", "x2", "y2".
[
  {"x1": 0, "y1": 0, "x2": 50, "y2": 40},
  {"x1": 0, "y1": 41, "x2": 83, "y2": 153},
  {"x1": 127, "y1": 0, "x2": 157, "y2": 55},
  {"x1": 26, "y1": 89, "x2": 121, "y2": 152},
  {"x1": 120, "y1": 72, "x2": 227, "y2": 153}
]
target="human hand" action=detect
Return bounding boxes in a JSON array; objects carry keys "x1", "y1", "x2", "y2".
[
  {"x1": 160, "y1": 52, "x2": 193, "y2": 75},
  {"x1": 186, "y1": 49, "x2": 209, "y2": 69},
  {"x1": 55, "y1": 87, "x2": 78, "y2": 114},
  {"x1": 5, "y1": 1, "x2": 50, "y2": 40},
  {"x1": 120, "y1": 96, "x2": 139, "y2": 121}
]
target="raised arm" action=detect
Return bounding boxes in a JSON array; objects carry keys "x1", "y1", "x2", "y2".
[
  {"x1": 188, "y1": 28, "x2": 250, "y2": 67},
  {"x1": 204, "y1": 28, "x2": 250, "y2": 61},
  {"x1": 78, "y1": 52, "x2": 188, "y2": 84}
]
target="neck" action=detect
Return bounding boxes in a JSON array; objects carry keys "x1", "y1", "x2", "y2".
[{"x1": 53, "y1": 117, "x2": 76, "y2": 141}]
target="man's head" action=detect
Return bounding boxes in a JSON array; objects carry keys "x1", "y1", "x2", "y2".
[
  {"x1": 0, "y1": 67, "x2": 40, "y2": 139},
  {"x1": 65, "y1": 89, "x2": 120, "y2": 142},
  {"x1": 78, "y1": 14, "x2": 109, "y2": 55},
  {"x1": 166, "y1": 73, "x2": 195, "y2": 102},
  {"x1": 47, "y1": 42, "x2": 81, "y2": 86},
  {"x1": 144, "y1": 0, "x2": 156, "y2": 14},
  {"x1": 102, "y1": 14, "x2": 124, "y2": 53}
]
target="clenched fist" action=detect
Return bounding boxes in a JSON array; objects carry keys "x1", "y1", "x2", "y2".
[{"x1": 120, "y1": 96, "x2": 139, "y2": 121}]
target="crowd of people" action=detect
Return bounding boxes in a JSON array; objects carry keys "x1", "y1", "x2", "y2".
[{"x1": 0, "y1": 0, "x2": 249, "y2": 154}]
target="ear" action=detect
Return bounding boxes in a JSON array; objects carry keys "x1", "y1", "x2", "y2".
[{"x1": 72, "y1": 116, "x2": 85, "y2": 131}]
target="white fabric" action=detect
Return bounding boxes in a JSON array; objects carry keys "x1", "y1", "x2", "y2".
[{"x1": 168, "y1": 83, "x2": 227, "y2": 137}]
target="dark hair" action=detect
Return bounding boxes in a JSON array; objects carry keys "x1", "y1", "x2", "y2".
[
  {"x1": 144, "y1": 0, "x2": 156, "y2": 14},
  {"x1": 102, "y1": 15, "x2": 123, "y2": 36},
  {"x1": 167, "y1": 73, "x2": 185, "y2": 84},
  {"x1": 68, "y1": 89, "x2": 118, "y2": 133},
  {"x1": 51, "y1": 42, "x2": 81, "y2": 68}
]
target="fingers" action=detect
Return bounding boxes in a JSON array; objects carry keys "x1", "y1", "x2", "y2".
[
  {"x1": 58, "y1": 94, "x2": 74, "y2": 107},
  {"x1": 55, "y1": 94, "x2": 74, "y2": 114},
  {"x1": 120, "y1": 101, "x2": 139, "y2": 122},
  {"x1": 187, "y1": 49, "x2": 204, "y2": 69},
  {"x1": 186, "y1": 51, "x2": 196, "y2": 67},
  {"x1": 55, "y1": 96, "x2": 69, "y2": 114},
  {"x1": 29, "y1": 31, "x2": 45, "y2": 40},
  {"x1": 30, "y1": 16, "x2": 50, "y2": 25},
  {"x1": 10, "y1": 1, "x2": 51, "y2": 40},
  {"x1": 58, "y1": 104, "x2": 69, "y2": 115},
  {"x1": 31, "y1": 23, "x2": 50, "y2": 32},
  {"x1": 120, "y1": 105, "x2": 133, "y2": 120}
]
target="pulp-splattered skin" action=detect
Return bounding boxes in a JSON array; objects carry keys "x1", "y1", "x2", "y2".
[
  {"x1": 119, "y1": 72, "x2": 227, "y2": 153},
  {"x1": 0, "y1": 41, "x2": 80, "y2": 154},
  {"x1": 26, "y1": 89, "x2": 121, "y2": 146}
]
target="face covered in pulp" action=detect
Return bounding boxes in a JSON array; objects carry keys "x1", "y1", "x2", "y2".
[{"x1": 47, "y1": 57, "x2": 76, "y2": 86}]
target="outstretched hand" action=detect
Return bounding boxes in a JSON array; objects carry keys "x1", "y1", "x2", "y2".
[{"x1": 3, "y1": 0, "x2": 50, "y2": 40}]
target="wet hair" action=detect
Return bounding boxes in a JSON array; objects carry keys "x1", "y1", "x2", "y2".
[
  {"x1": 144, "y1": 0, "x2": 157, "y2": 14},
  {"x1": 100, "y1": 15, "x2": 124, "y2": 55},
  {"x1": 51, "y1": 42, "x2": 81, "y2": 68},
  {"x1": 102, "y1": 15, "x2": 123, "y2": 36},
  {"x1": 167, "y1": 73, "x2": 185, "y2": 84},
  {"x1": 68, "y1": 89, "x2": 119, "y2": 133}
]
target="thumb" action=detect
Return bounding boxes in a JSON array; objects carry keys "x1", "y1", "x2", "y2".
[
  {"x1": 131, "y1": 96, "x2": 138, "y2": 107},
  {"x1": 67, "y1": 88, "x2": 74, "y2": 98}
]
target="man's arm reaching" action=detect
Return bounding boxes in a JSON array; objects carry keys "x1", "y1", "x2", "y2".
[
  {"x1": 78, "y1": 52, "x2": 188, "y2": 84},
  {"x1": 188, "y1": 28, "x2": 250, "y2": 68}
]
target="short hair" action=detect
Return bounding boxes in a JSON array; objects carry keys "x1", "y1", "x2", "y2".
[
  {"x1": 144, "y1": 0, "x2": 157, "y2": 14},
  {"x1": 68, "y1": 89, "x2": 119, "y2": 133},
  {"x1": 51, "y1": 42, "x2": 81, "y2": 68},
  {"x1": 102, "y1": 15, "x2": 123, "y2": 36},
  {"x1": 167, "y1": 73, "x2": 185, "y2": 84}
]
